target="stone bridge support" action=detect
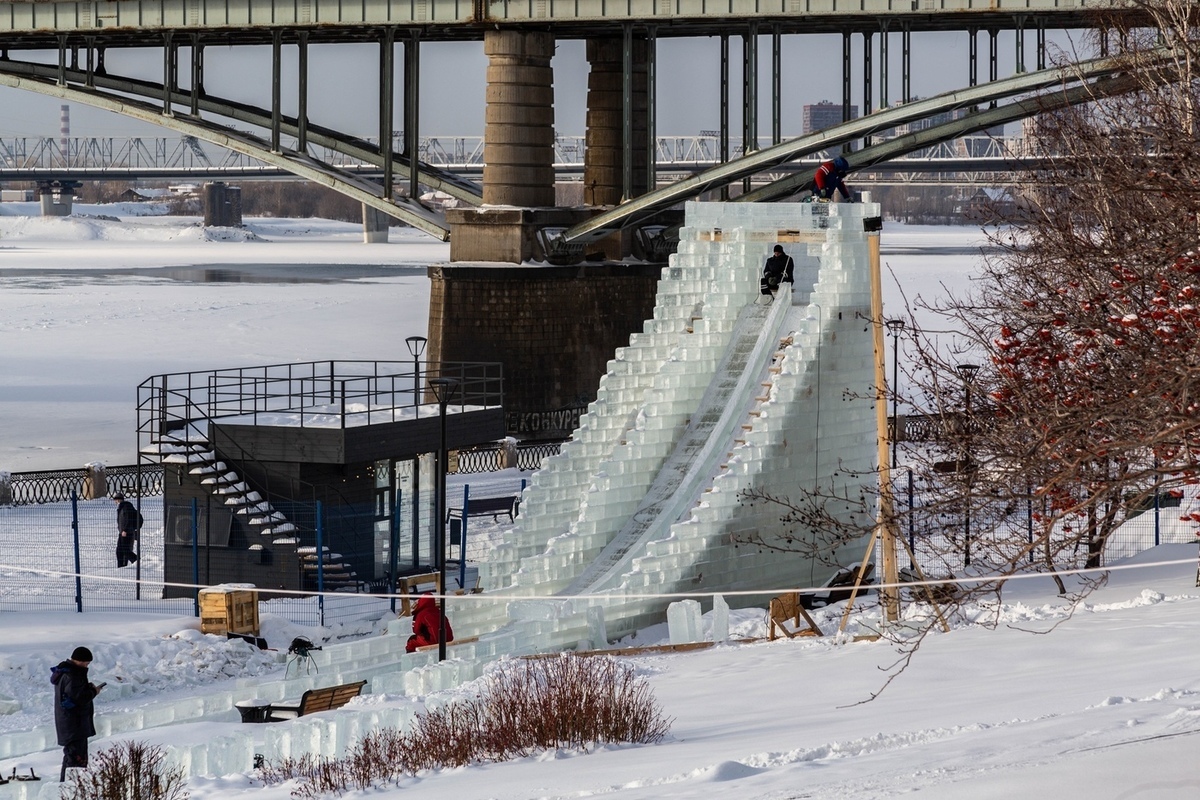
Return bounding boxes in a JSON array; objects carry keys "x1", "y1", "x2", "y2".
[{"x1": 448, "y1": 29, "x2": 587, "y2": 263}]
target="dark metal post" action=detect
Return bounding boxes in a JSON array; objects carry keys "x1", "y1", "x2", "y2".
[
  {"x1": 862, "y1": 30, "x2": 873, "y2": 116},
  {"x1": 879, "y1": 21, "x2": 889, "y2": 111},
  {"x1": 389, "y1": 489, "x2": 401, "y2": 614},
  {"x1": 271, "y1": 29, "x2": 282, "y2": 153},
  {"x1": 622, "y1": 23, "x2": 634, "y2": 202},
  {"x1": 191, "y1": 497, "x2": 200, "y2": 617},
  {"x1": 297, "y1": 32, "x2": 309, "y2": 151},
  {"x1": 71, "y1": 491, "x2": 82, "y2": 613},
  {"x1": 719, "y1": 35, "x2": 729, "y2": 200},
  {"x1": 458, "y1": 484, "x2": 470, "y2": 590},
  {"x1": 646, "y1": 25, "x2": 657, "y2": 193},
  {"x1": 957, "y1": 363, "x2": 980, "y2": 567},
  {"x1": 406, "y1": 336, "x2": 426, "y2": 570},
  {"x1": 886, "y1": 319, "x2": 905, "y2": 473},
  {"x1": 404, "y1": 31, "x2": 421, "y2": 202},
  {"x1": 429, "y1": 377, "x2": 459, "y2": 662},
  {"x1": 189, "y1": 35, "x2": 203, "y2": 115},
  {"x1": 316, "y1": 500, "x2": 325, "y2": 627},
  {"x1": 381, "y1": 28, "x2": 395, "y2": 198},
  {"x1": 771, "y1": 25, "x2": 781, "y2": 145},
  {"x1": 907, "y1": 468, "x2": 915, "y2": 569},
  {"x1": 1153, "y1": 455, "x2": 1161, "y2": 547}
]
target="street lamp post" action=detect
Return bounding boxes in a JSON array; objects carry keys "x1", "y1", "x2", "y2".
[
  {"x1": 885, "y1": 319, "x2": 905, "y2": 472},
  {"x1": 404, "y1": 336, "x2": 426, "y2": 582},
  {"x1": 956, "y1": 363, "x2": 980, "y2": 568},
  {"x1": 428, "y1": 376, "x2": 458, "y2": 663}
]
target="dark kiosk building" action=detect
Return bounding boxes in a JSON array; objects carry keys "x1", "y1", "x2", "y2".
[{"x1": 137, "y1": 360, "x2": 504, "y2": 598}]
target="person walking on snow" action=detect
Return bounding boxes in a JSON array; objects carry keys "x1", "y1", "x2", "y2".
[
  {"x1": 405, "y1": 593, "x2": 454, "y2": 653},
  {"x1": 759, "y1": 244, "x2": 795, "y2": 303},
  {"x1": 114, "y1": 492, "x2": 140, "y2": 568},
  {"x1": 51, "y1": 646, "x2": 103, "y2": 782},
  {"x1": 814, "y1": 156, "x2": 853, "y2": 201}
]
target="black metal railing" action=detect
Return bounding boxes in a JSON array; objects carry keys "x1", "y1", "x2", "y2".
[
  {"x1": 137, "y1": 360, "x2": 503, "y2": 450},
  {"x1": 5, "y1": 464, "x2": 163, "y2": 506},
  {"x1": 452, "y1": 441, "x2": 563, "y2": 474}
]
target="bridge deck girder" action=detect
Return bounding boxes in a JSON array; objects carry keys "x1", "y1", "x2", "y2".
[{"x1": 0, "y1": 1, "x2": 1132, "y2": 46}]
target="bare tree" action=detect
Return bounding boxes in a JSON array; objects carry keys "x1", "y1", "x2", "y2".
[{"x1": 740, "y1": 0, "x2": 1200, "y2": 640}]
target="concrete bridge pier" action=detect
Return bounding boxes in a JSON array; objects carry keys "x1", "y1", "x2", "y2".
[
  {"x1": 37, "y1": 180, "x2": 77, "y2": 216},
  {"x1": 582, "y1": 36, "x2": 651, "y2": 261},
  {"x1": 362, "y1": 204, "x2": 390, "y2": 243},
  {"x1": 447, "y1": 30, "x2": 590, "y2": 263}
]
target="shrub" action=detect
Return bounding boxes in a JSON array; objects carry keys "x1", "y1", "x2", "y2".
[
  {"x1": 260, "y1": 655, "x2": 672, "y2": 797},
  {"x1": 60, "y1": 740, "x2": 189, "y2": 800}
]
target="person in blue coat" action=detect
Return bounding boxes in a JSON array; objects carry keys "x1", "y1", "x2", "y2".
[
  {"x1": 51, "y1": 646, "x2": 103, "y2": 781},
  {"x1": 814, "y1": 156, "x2": 852, "y2": 201}
]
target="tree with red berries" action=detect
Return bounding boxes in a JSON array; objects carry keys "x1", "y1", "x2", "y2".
[{"x1": 905, "y1": 0, "x2": 1200, "y2": 579}]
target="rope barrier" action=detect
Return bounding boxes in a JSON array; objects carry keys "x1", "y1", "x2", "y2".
[{"x1": 1, "y1": 554, "x2": 1196, "y2": 605}]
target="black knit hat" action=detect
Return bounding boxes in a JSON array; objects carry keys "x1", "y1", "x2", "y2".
[{"x1": 70, "y1": 646, "x2": 93, "y2": 663}]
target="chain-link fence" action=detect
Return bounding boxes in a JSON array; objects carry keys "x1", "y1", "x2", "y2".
[
  {"x1": 0, "y1": 495, "x2": 179, "y2": 614},
  {"x1": 894, "y1": 468, "x2": 1199, "y2": 578}
]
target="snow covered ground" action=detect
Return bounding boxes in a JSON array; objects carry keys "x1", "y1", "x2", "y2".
[
  {"x1": 3, "y1": 208, "x2": 1197, "y2": 799},
  {"x1": 0, "y1": 540, "x2": 1197, "y2": 799}
]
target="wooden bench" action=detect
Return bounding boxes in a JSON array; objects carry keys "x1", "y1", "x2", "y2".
[
  {"x1": 446, "y1": 495, "x2": 520, "y2": 524},
  {"x1": 265, "y1": 680, "x2": 367, "y2": 722}
]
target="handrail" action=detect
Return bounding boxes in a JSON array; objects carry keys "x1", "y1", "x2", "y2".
[{"x1": 138, "y1": 360, "x2": 502, "y2": 432}]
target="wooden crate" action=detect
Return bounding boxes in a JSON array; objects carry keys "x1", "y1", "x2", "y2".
[{"x1": 199, "y1": 587, "x2": 260, "y2": 636}]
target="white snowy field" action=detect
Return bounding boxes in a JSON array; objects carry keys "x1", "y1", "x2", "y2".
[
  {"x1": 6, "y1": 208, "x2": 1197, "y2": 799},
  {"x1": 0, "y1": 542, "x2": 1197, "y2": 799}
]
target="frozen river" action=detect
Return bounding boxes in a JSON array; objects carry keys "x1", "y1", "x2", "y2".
[{"x1": 0, "y1": 207, "x2": 986, "y2": 472}]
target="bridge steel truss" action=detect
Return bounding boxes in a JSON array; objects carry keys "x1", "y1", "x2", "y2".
[
  {"x1": 562, "y1": 47, "x2": 1171, "y2": 244},
  {"x1": 0, "y1": 1, "x2": 1139, "y2": 239}
]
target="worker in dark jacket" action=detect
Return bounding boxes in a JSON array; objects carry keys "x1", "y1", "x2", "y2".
[
  {"x1": 814, "y1": 156, "x2": 853, "y2": 201},
  {"x1": 51, "y1": 646, "x2": 102, "y2": 781},
  {"x1": 759, "y1": 244, "x2": 795, "y2": 302},
  {"x1": 114, "y1": 492, "x2": 140, "y2": 567},
  {"x1": 406, "y1": 593, "x2": 454, "y2": 653}
]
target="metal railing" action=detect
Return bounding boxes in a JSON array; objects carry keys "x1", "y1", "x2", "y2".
[
  {"x1": 453, "y1": 441, "x2": 563, "y2": 474},
  {"x1": 5, "y1": 464, "x2": 163, "y2": 506},
  {"x1": 137, "y1": 360, "x2": 503, "y2": 445}
]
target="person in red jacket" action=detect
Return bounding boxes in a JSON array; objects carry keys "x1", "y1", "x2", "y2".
[
  {"x1": 405, "y1": 593, "x2": 454, "y2": 653},
  {"x1": 814, "y1": 156, "x2": 852, "y2": 201}
]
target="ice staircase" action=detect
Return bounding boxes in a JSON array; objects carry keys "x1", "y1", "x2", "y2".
[{"x1": 561, "y1": 288, "x2": 793, "y2": 596}]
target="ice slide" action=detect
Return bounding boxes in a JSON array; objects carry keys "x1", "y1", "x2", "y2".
[
  {"x1": 560, "y1": 286, "x2": 793, "y2": 596},
  {"x1": 461, "y1": 199, "x2": 882, "y2": 641}
]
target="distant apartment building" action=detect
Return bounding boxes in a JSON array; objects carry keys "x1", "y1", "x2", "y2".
[{"x1": 803, "y1": 101, "x2": 858, "y2": 134}]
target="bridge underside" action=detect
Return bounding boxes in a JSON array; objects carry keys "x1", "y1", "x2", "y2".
[{"x1": 0, "y1": 3, "x2": 1142, "y2": 252}]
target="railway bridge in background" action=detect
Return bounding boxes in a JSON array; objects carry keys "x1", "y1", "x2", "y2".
[{"x1": 0, "y1": 0, "x2": 1150, "y2": 437}]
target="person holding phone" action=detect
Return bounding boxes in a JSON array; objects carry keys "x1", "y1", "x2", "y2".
[{"x1": 50, "y1": 646, "x2": 103, "y2": 782}]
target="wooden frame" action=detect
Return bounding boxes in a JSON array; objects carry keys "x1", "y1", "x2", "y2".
[{"x1": 768, "y1": 592, "x2": 824, "y2": 640}]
